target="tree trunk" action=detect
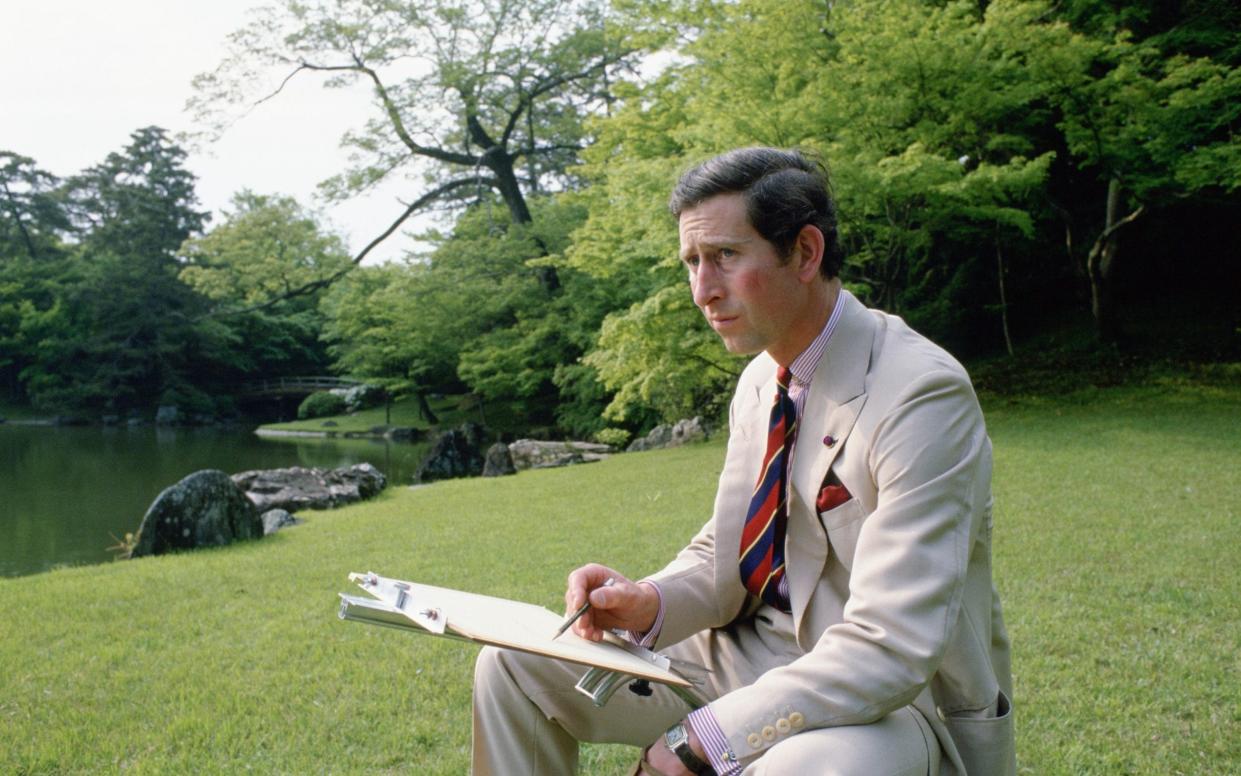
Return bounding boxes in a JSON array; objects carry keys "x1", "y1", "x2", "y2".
[
  {"x1": 1086, "y1": 178, "x2": 1143, "y2": 344},
  {"x1": 417, "y1": 392, "x2": 438, "y2": 425},
  {"x1": 475, "y1": 133, "x2": 559, "y2": 291},
  {"x1": 995, "y1": 232, "x2": 1014, "y2": 356}
]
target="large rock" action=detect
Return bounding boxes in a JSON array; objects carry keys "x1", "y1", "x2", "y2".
[
  {"x1": 130, "y1": 470, "x2": 262, "y2": 558},
  {"x1": 627, "y1": 417, "x2": 710, "y2": 452},
  {"x1": 507, "y1": 439, "x2": 611, "y2": 471},
  {"x1": 482, "y1": 442, "x2": 517, "y2": 477},
  {"x1": 415, "y1": 423, "x2": 487, "y2": 483},
  {"x1": 232, "y1": 463, "x2": 387, "y2": 512}
]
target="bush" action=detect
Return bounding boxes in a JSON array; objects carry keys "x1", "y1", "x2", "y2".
[
  {"x1": 593, "y1": 427, "x2": 631, "y2": 449},
  {"x1": 297, "y1": 391, "x2": 346, "y2": 420}
]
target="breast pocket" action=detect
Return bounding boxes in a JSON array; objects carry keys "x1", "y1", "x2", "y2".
[{"x1": 819, "y1": 498, "x2": 866, "y2": 572}]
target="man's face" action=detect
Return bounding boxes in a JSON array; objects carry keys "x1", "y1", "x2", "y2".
[{"x1": 679, "y1": 193, "x2": 807, "y2": 362}]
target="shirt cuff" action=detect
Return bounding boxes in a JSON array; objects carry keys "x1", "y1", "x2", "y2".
[
  {"x1": 627, "y1": 580, "x2": 664, "y2": 647},
  {"x1": 686, "y1": 707, "x2": 742, "y2": 775}
]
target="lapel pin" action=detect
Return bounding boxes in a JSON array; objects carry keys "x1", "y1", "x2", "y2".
[{"x1": 823, "y1": 435, "x2": 836, "y2": 448}]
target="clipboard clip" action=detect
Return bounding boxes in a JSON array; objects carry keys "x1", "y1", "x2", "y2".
[
  {"x1": 574, "y1": 633, "x2": 710, "y2": 710},
  {"x1": 347, "y1": 572, "x2": 447, "y2": 634}
]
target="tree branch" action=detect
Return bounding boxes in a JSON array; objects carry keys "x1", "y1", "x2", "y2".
[
  {"x1": 199, "y1": 177, "x2": 483, "y2": 320},
  {"x1": 286, "y1": 59, "x2": 479, "y2": 168},
  {"x1": 498, "y1": 49, "x2": 635, "y2": 145}
]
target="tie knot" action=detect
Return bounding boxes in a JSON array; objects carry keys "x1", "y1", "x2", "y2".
[{"x1": 776, "y1": 366, "x2": 792, "y2": 392}]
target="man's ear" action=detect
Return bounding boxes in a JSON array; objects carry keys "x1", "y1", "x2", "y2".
[{"x1": 792, "y1": 224, "x2": 825, "y2": 282}]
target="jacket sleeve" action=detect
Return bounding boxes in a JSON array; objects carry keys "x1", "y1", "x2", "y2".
[{"x1": 644, "y1": 380, "x2": 755, "y2": 646}]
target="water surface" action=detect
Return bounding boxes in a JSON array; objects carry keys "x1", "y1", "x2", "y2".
[{"x1": 0, "y1": 425, "x2": 427, "y2": 577}]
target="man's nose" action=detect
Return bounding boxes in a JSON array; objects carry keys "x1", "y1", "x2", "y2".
[{"x1": 691, "y1": 262, "x2": 722, "y2": 309}]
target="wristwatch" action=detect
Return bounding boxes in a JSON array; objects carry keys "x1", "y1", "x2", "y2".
[{"x1": 664, "y1": 722, "x2": 715, "y2": 775}]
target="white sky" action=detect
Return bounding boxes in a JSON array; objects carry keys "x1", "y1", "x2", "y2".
[{"x1": 0, "y1": 0, "x2": 424, "y2": 263}]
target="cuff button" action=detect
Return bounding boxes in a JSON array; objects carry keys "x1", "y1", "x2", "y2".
[
  {"x1": 788, "y1": 712, "x2": 806, "y2": 729},
  {"x1": 761, "y1": 725, "x2": 777, "y2": 741},
  {"x1": 747, "y1": 733, "x2": 763, "y2": 750},
  {"x1": 776, "y1": 718, "x2": 791, "y2": 735}
]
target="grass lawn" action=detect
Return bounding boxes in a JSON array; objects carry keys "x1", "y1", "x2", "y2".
[{"x1": 2, "y1": 382, "x2": 1238, "y2": 774}]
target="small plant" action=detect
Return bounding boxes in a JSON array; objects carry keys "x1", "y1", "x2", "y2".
[
  {"x1": 298, "y1": 391, "x2": 346, "y2": 420},
  {"x1": 107, "y1": 531, "x2": 137, "y2": 560},
  {"x1": 593, "y1": 427, "x2": 631, "y2": 449}
]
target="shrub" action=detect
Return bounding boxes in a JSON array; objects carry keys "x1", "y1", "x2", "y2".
[
  {"x1": 593, "y1": 427, "x2": 631, "y2": 449},
  {"x1": 297, "y1": 391, "x2": 346, "y2": 420}
]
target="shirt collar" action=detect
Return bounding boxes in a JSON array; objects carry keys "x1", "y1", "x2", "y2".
[{"x1": 786, "y1": 291, "x2": 844, "y2": 392}]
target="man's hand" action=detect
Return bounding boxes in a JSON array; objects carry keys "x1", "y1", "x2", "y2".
[{"x1": 564, "y1": 563, "x2": 660, "y2": 641}]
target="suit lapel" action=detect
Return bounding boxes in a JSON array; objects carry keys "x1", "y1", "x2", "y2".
[{"x1": 786, "y1": 291, "x2": 876, "y2": 631}]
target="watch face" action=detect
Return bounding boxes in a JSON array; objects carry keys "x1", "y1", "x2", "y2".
[{"x1": 666, "y1": 724, "x2": 689, "y2": 748}]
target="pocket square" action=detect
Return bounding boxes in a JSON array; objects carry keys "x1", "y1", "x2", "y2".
[{"x1": 816, "y1": 483, "x2": 852, "y2": 513}]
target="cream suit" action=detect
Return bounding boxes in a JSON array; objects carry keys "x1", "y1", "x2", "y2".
[{"x1": 473, "y1": 290, "x2": 1015, "y2": 775}]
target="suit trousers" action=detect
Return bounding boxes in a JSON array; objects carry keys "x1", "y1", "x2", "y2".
[{"x1": 471, "y1": 607, "x2": 942, "y2": 775}]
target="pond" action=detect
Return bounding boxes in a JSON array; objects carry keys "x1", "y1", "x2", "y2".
[{"x1": 0, "y1": 424, "x2": 429, "y2": 578}]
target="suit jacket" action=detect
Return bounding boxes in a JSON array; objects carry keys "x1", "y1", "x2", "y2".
[{"x1": 647, "y1": 290, "x2": 1015, "y2": 775}]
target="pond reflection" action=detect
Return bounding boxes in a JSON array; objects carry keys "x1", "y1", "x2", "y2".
[{"x1": 0, "y1": 425, "x2": 428, "y2": 577}]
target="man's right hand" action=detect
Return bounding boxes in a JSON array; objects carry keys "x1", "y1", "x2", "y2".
[{"x1": 564, "y1": 563, "x2": 661, "y2": 641}]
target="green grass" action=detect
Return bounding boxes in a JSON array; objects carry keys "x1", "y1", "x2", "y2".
[{"x1": 2, "y1": 383, "x2": 1239, "y2": 774}]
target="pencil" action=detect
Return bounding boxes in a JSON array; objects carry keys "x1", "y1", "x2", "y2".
[{"x1": 553, "y1": 576, "x2": 614, "y2": 639}]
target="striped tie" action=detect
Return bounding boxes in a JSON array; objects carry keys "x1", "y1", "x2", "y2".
[{"x1": 739, "y1": 366, "x2": 796, "y2": 611}]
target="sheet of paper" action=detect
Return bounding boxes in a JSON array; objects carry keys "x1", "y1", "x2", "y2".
[{"x1": 347, "y1": 572, "x2": 689, "y2": 686}]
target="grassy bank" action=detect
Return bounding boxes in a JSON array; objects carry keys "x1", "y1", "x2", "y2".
[
  {"x1": 2, "y1": 383, "x2": 1238, "y2": 774},
  {"x1": 258, "y1": 393, "x2": 534, "y2": 438}
]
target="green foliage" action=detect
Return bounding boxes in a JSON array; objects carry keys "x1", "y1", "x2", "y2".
[
  {"x1": 586, "y1": 285, "x2": 743, "y2": 424},
  {"x1": 593, "y1": 426, "x2": 631, "y2": 448},
  {"x1": 180, "y1": 191, "x2": 352, "y2": 306},
  {"x1": 296, "y1": 390, "x2": 347, "y2": 420},
  {"x1": 318, "y1": 195, "x2": 616, "y2": 434},
  {"x1": 15, "y1": 127, "x2": 213, "y2": 413},
  {"x1": 179, "y1": 192, "x2": 349, "y2": 377}
]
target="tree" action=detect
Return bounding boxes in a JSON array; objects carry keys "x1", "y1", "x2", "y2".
[
  {"x1": 179, "y1": 192, "x2": 353, "y2": 378},
  {"x1": 191, "y1": 0, "x2": 647, "y2": 292},
  {"x1": 567, "y1": 0, "x2": 1060, "y2": 421},
  {"x1": 994, "y1": 0, "x2": 1241, "y2": 341},
  {"x1": 0, "y1": 153, "x2": 72, "y2": 401},
  {"x1": 22, "y1": 127, "x2": 213, "y2": 413},
  {"x1": 0, "y1": 152, "x2": 70, "y2": 261},
  {"x1": 319, "y1": 194, "x2": 590, "y2": 428}
]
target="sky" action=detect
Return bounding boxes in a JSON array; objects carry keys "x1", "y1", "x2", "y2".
[{"x1": 1, "y1": 1, "x2": 420, "y2": 263}]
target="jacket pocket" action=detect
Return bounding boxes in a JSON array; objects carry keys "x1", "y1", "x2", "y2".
[
  {"x1": 820, "y1": 498, "x2": 865, "y2": 571},
  {"x1": 942, "y1": 691, "x2": 1016, "y2": 776}
]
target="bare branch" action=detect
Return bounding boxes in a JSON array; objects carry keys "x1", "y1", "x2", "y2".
[
  {"x1": 292, "y1": 58, "x2": 480, "y2": 168},
  {"x1": 498, "y1": 49, "x2": 636, "y2": 145}
]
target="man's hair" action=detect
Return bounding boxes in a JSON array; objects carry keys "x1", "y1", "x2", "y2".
[{"x1": 669, "y1": 147, "x2": 845, "y2": 278}]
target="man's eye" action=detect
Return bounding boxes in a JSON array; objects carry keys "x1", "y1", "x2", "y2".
[
  {"x1": 683, "y1": 256, "x2": 700, "y2": 268},
  {"x1": 720, "y1": 248, "x2": 736, "y2": 258}
]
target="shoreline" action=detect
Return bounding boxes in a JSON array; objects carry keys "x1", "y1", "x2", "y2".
[{"x1": 255, "y1": 427, "x2": 404, "y2": 440}]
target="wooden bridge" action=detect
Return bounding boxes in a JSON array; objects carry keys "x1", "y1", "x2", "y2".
[{"x1": 239, "y1": 376, "x2": 363, "y2": 399}]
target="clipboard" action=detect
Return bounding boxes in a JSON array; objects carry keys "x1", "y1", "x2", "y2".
[{"x1": 338, "y1": 571, "x2": 709, "y2": 709}]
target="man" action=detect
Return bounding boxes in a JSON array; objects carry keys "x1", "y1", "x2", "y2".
[{"x1": 473, "y1": 147, "x2": 1014, "y2": 775}]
